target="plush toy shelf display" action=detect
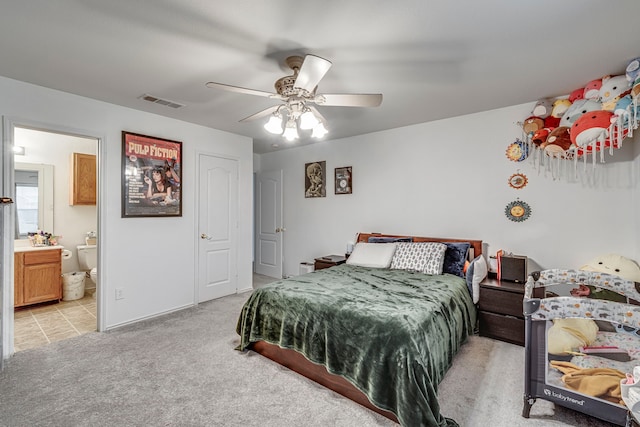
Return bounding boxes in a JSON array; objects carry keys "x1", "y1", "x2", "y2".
[{"x1": 519, "y1": 56, "x2": 640, "y2": 180}]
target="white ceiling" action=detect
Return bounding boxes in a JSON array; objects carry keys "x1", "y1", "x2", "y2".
[{"x1": 1, "y1": 1, "x2": 639, "y2": 154}]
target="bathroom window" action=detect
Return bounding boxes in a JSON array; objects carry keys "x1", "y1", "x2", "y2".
[{"x1": 15, "y1": 183, "x2": 39, "y2": 238}]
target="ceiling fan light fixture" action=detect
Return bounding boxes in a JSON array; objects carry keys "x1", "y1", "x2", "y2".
[
  {"x1": 283, "y1": 120, "x2": 299, "y2": 141},
  {"x1": 311, "y1": 122, "x2": 328, "y2": 139},
  {"x1": 299, "y1": 109, "x2": 320, "y2": 130},
  {"x1": 264, "y1": 113, "x2": 284, "y2": 134}
]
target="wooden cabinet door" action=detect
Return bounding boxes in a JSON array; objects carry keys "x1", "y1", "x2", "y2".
[
  {"x1": 23, "y1": 263, "x2": 61, "y2": 304},
  {"x1": 14, "y1": 253, "x2": 24, "y2": 306},
  {"x1": 70, "y1": 152, "x2": 97, "y2": 205},
  {"x1": 16, "y1": 250, "x2": 62, "y2": 307}
]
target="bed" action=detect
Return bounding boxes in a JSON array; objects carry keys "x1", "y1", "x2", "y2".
[
  {"x1": 236, "y1": 233, "x2": 483, "y2": 426},
  {"x1": 522, "y1": 269, "x2": 640, "y2": 426}
]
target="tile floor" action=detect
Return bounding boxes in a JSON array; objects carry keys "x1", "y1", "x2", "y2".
[{"x1": 13, "y1": 288, "x2": 97, "y2": 352}]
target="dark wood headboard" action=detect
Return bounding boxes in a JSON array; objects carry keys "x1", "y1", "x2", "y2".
[{"x1": 356, "y1": 232, "x2": 483, "y2": 258}]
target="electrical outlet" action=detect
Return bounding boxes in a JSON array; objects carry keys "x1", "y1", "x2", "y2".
[{"x1": 115, "y1": 288, "x2": 124, "y2": 300}]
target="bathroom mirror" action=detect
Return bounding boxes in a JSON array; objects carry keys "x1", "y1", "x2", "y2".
[{"x1": 14, "y1": 162, "x2": 54, "y2": 239}]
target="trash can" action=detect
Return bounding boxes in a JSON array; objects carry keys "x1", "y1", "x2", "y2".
[
  {"x1": 62, "y1": 272, "x2": 86, "y2": 301},
  {"x1": 299, "y1": 262, "x2": 315, "y2": 275}
]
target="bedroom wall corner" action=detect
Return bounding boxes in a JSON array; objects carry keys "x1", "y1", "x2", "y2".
[{"x1": 257, "y1": 102, "x2": 637, "y2": 277}]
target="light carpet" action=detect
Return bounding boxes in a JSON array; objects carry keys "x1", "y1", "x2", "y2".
[{"x1": 0, "y1": 291, "x2": 617, "y2": 427}]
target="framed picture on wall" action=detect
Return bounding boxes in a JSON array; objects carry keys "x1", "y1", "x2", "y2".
[
  {"x1": 335, "y1": 166, "x2": 352, "y2": 195},
  {"x1": 304, "y1": 161, "x2": 326, "y2": 198},
  {"x1": 121, "y1": 131, "x2": 182, "y2": 217}
]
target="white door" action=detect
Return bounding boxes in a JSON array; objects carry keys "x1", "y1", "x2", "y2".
[
  {"x1": 254, "y1": 170, "x2": 283, "y2": 278},
  {"x1": 198, "y1": 154, "x2": 238, "y2": 302}
]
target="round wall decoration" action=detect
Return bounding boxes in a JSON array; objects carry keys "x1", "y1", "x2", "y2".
[
  {"x1": 505, "y1": 199, "x2": 532, "y2": 222},
  {"x1": 508, "y1": 172, "x2": 528, "y2": 189},
  {"x1": 505, "y1": 139, "x2": 529, "y2": 162}
]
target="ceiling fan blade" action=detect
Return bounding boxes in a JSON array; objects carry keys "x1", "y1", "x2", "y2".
[
  {"x1": 294, "y1": 55, "x2": 332, "y2": 93},
  {"x1": 239, "y1": 105, "x2": 280, "y2": 122},
  {"x1": 308, "y1": 106, "x2": 327, "y2": 123},
  {"x1": 315, "y1": 93, "x2": 383, "y2": 107},
  {"x1": 206, "y1": 81, "x2": 282, "y2": 99}
]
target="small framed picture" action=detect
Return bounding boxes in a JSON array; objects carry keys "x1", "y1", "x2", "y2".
[
  {"x1": 305, "y1": 161, "x2": 326, "y2": 198},
  {"x1": 335, "y1": 166, "x2": 352, "y2": 195}
]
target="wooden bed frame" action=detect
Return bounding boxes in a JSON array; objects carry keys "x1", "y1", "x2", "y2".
[{"x1": 249, "y1": 233, "x2": 484, "y2": 423}]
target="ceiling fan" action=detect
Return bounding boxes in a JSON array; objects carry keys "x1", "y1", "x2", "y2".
[{"x1": 206, "y1": 54, "x2": 383, "y2": 141}]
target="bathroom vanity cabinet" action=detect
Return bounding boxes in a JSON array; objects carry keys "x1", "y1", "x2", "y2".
[{"x1": 14, "y1": 248, "x2": 62, "y2": 307}]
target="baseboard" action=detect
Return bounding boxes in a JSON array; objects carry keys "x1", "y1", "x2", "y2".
[{"x1": 105, "y1": 302, "x2": 195, "y2": 331}]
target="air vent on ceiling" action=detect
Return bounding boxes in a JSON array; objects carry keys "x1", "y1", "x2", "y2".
[{"x1": 139, "y1": 94, "x2": 184, "y2": 109}]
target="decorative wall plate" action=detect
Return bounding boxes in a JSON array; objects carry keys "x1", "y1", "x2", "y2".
[
  {"x1": 506, "y1": 139, "x2": 529, "y2": 162},
  {"x1": 508, "y1": 172, "x2": 528, "y2": 189},
  {"x1": 505, "y1": 199, "x2": 532, "y2": 222}
]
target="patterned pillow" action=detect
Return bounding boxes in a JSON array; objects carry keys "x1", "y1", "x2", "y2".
[{"x1": 390, "y1": 242, "x2": 447, "y2": 274}]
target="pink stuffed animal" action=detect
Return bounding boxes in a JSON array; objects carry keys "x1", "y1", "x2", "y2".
[{"x1": 583, "y1": 77, "x2": 605, "y2": 100}]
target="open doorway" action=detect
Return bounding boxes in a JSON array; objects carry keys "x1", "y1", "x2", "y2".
[{"x1": 11, "y1": 126, "x2": 99, "y2": 352}]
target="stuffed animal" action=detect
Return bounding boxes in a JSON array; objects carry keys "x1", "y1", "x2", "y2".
[
  {"x1": 611, "y1": 94, "x2": 635, "y2": 135},
  {"x1": 559, "y1": 99, "x2": 602, "y2": 128},
  {"x1": 532, "y1": 98, "x2": 554, "y2": 118},
  {"x1": 543, "y1": 126, "x2": 572, "y2": 157},
  {"x1": 626, "y1": 57, "x2": 640, "y2": 82},
  {"x1": 569, "y1": 88, "x2": 584, "y2": 103},
  {"x1": 531, "y1": 128, "x2": 552, "y2": 146},
  {"x1": 570, "y1": 110, "x2": 614, "y2": 151},
  {"x1": 547, "y1": 98, "x2": 572, "y2": 128},
  {"x1": 632, "y1": 76, "x2": 640, "y2": 99},
  {"x1": 599, "y1": 74, "x2": 631, "y2": 111},
  {"x1": 523, "y1": 116, "x2": 545, "y2": 138},
  {"x1": 583, "y1": 77, "x2": 606, "y2": 100},
  {"x1": 581, "y1": 253, "x2": 640, "y2": 282},
  {"x1": 570, "y1": 253, "x2": 640, "y2": 303}
]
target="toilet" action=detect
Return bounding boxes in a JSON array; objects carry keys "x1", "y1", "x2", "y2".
[{"x1": 77, "y1": 244, "x2": 97, "y2": 294}]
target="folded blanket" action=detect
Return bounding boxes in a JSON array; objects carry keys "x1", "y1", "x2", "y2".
[{"x1": 550, "y1": 360, "x2": 626, "y2": 404}]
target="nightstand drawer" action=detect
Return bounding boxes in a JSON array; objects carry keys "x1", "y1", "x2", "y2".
[
  {"x1": 478, "y1": 287, "x2": 523, "y2": 318},
  {"x1": 478, "y1": 311, "x2": 525, "y2": 346}
]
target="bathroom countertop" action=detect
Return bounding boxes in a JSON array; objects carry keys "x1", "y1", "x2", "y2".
[{"x1": 14, "y1": 241, "x2": 64, "y2": 253}]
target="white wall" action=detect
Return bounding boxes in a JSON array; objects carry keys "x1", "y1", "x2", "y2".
[
  {"x1": 0, "y1": 76, "x2": 253, "y2": 330},
  {"x1": 258, "y1": 102, "x2": 639, "y2": 277},
  {"x1": 14, "y1": 128, "x2": 97, "y2": 274},
  {"x1": 635, "y1": 139, "x2": 640, "y2": 258}
]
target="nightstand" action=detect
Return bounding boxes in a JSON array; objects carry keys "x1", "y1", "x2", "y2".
[
  {"x1": 478, "y1": 277, "x2": 543, "y2": 346},
  {"x1": 314, "y1": 255, "x2": 347, "y2": 271}
]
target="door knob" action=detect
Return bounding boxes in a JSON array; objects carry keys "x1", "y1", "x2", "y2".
[
  {"x1": 0, "y1": 197, "x2": 14, "y2": 204},
  {"x1": 200, "y1": 233, "x2": 212, "y2": 240},
  {"x1": 275, "y1": 227, "x2": 286, "y2": 233}
]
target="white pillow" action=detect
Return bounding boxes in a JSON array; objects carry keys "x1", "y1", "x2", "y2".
[
  {"x1": 346, "y1": 243, "x2": 397, "y2": 268},
  {"x1": 390, "y1": 242, "x2": 447, "y2": 274},
  {"x1": 466, "y1": 255, "x2": 488, "y2": 303}
]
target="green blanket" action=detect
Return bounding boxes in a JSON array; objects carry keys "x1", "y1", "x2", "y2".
[{"x1": 236, "y1": 264, "x2": 477, "y2": 426}]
